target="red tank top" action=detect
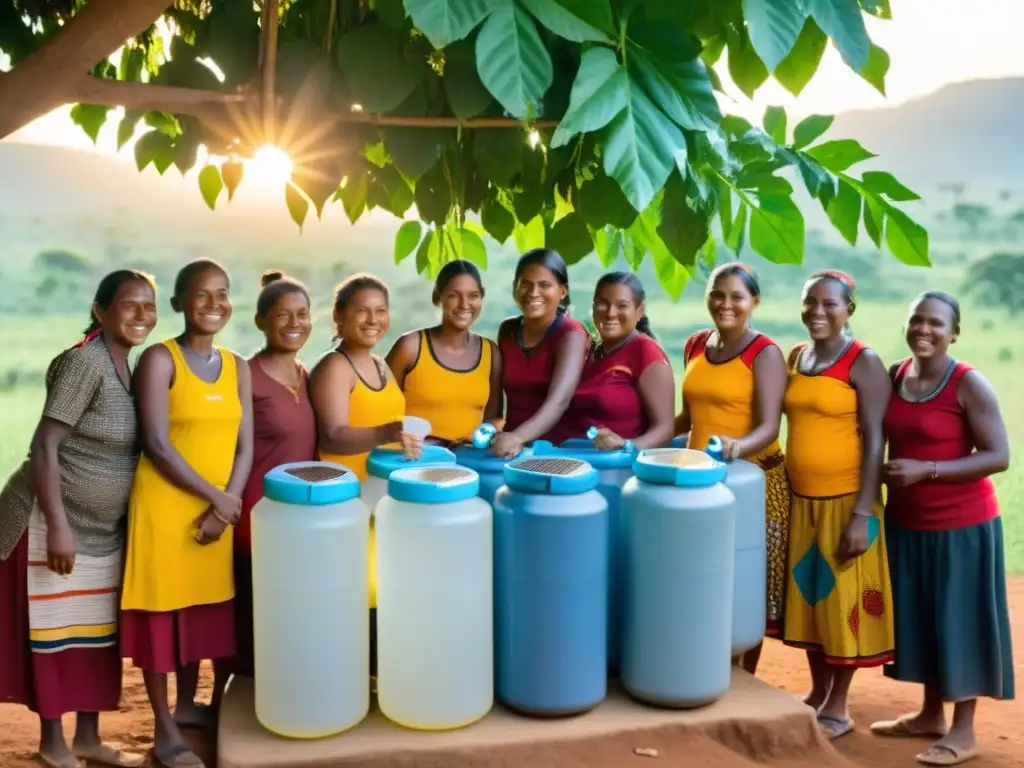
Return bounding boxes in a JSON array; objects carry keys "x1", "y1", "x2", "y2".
[
  {"x1": 499, "y1": 313, "x2": 588, "y2": 440},
  {"x1": 884, "y1": 359, "x2": 999, "y2": 531}
]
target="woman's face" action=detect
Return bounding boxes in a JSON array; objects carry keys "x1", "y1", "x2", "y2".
[
  {"x1": 801, "y1": 278, "x2": 852, "y2": 342},
  {"x1": 593, "y1": 282, "x2": 641, "y2": 345},
  {"x1": 437, "y1": 274, "x2": 483, "y2": 332},
  {"x1": 515, "y1": 264, "x2": 566, "y2": 321},
  {"x1": 97, "y1": 278, "x2": 158, "y2": 348},
  {"x1": 335, "y1": 288, "x2": 390, "y2": 349},
  {"x1": 259, "y1": 290, "x2": 312, "y2": 354},
  {"x1": 706, "y1": 273, "x2": 757, "y2": 333},
  {"x1": 905, "y1": 297, "x2": 957, "y2": 360},
  {"x1": 179, "y1": 267, "x2": 232, "y2": 335}
]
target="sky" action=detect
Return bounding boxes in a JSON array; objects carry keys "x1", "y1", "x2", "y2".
[{"x1": 5, "y1": 0, "x2": 1024, "y2": 160}]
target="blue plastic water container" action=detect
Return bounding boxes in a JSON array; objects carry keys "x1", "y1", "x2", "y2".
[
  {"x1": 555, "y1": 438, "x2": 635, "y2": 674},
  {"x1": 620, "y1": 442, "x2": 737, "y2": 708},
  {"x1": 453, "y1": 440, "x2": 555, "y2": 505},
  {"x1": 493, "y1": 455, "x2": 609, "y2": 716}
]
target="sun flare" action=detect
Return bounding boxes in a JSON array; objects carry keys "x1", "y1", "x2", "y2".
[{"x1": 247, "y1": 145, "x2": 294, "y2": 189}]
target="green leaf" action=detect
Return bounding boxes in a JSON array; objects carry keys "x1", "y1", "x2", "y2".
[
  {"x1": 455, "y1": 227, "x2": 489, "y2": 267},
  {"x1": 403, "y1": 0, "x2": 493, "y2": 47},
  {"x1": 805, "y1": 0, "x2": 871, "y2": 72},
  {"x1": 443, "y1": 38, "x2": 493, "y2": 118},
  {"x1": 338, "y1": 171, "x2": 369, "y2": 224},
  {"x1": 475, "y1": 2, "x2": 553, "y2": 119},
  {"x1": 384, "y1": 127, "x2": 453, "y2": 180},
  {"x1": 792, "y1": 113, "x2": 834, "y2": 149},
  {"x1": 762, "y1": 105, "x2": 787, "y2": 144},
  {"x1": 804, "y1": 138, "x2": 876, "y2": 172},
  {"x1": 577, "y1": 174, "x2": 638, "y2": 230},
  {"x1": 336, "y1": 23, "x2": 425, "y2": 112},
  {"x1": 774, "y1": 19, "x2": 828, "y2": 96},
  {"x1": 513, "y1": 215, "x2": 546, "y2": 251},
  {"x1": 70, "y1": 104, "x2": 110, "y2": 144},
  {"x1": 518, "y1": 0, "x2": 609, "y2": 42},
  {"x1": 551, "y1": 48, "x2": 627, "y2": 148},
  {"x1": 367, "y1": 164, "x2": 415, "y2": 217},
  {"x1": 726, "y1": 24, "x2": 770, "y2": 98},
  {"x1": 860, "y1": 190, "x2": 885, "y2": 247},
  {"x1": 117, "y1": 111, "x2": 142, "y2": 150},
  {"x1": 725, "y1": 202, "x2": 749, "y2": 251},
  {"x1": 884, "y1": 206, "x2": 930, "y2": 266},
  {"x1": 748, "y1": 192, "x2": 804, "y2": 264},
  {"x1": 285, "y1": 182, "x2": 310, "y2": 230},
  {"x1": 546, "y1": 212, "x2": 594, "y2": 264},
  {"x1": 658, "y1": 174, "x2": 710, "y2": 267},
  {"x1": 860, "y1": 43, "x2": 890, "y2": 95},
  {"x1": 630, "y1": 204, "x2": 690, "y2": 300},
  {"x1": 481, "y1": 195, "x2": 516, "y2": 243},
  {"x1": 133, "y1": 130, "x2": 174, "y2": 173},
  {"x1": 825, "y1": 179, "x2": 861, "y2": 246},
  {"x1": 222, "y1": 159, "x2": 244, "y2": 201},
  {"x1": 741, "y1": 0, "x2": 806, "y2": 72},
  {"x1": 593, "y1": 227, "x2": 623, "y2": 268},
  {"x1": 118, "y1": 47, "x2": 145, "y2": 82},
  {"x1": 416, "y1": 230, "x2": 439, "y2": 275},
  {"x1": 860, "y1": 171, "x2": 920, "y2": 202},
  {"x1": 414, "y1": 163, "x2": 452, "y2": 225},
  {"x1": 600, "y1": 72, "x2": 688, "y2": 214},
  {"x1": 473, "y1": 129, "x2": 525, "y2": 185},
  {"x1": 395, "y1": 221, "x2": 424, "y2": 264},
  {"x1": 374, "y1": 0, "x2": 409, "y2": 28},
  {"x1": 198, "y1": 165, "x2": 223, "y2": 211}
]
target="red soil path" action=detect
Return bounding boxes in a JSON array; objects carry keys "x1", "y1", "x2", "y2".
[{"x1": 3, "y1": 579, "x2": 1022, "y2": 768}]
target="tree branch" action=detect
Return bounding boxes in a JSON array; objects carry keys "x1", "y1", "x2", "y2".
[{"x1": 72, "y1": 76, "x2": 246, "y2": 117}]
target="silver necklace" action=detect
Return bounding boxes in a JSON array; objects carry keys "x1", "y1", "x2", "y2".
[
  {"x1": 899, "y1": 358, "x2": 956, "y2": 403},
  {"x1": 800, "y1": 338, "x2": 852, "y2": 375},
  {"x1": 182, "y1": 344, "x2": 219, "y2": 364}
]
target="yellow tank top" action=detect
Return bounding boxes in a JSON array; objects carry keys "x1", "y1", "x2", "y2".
[
  {"x1": 402, "y1": 331, "x2": 492, "y2": 442},
  {"x1": 681, "y1": 330, "x2": 782, "y2": 462},
  {"x1": 122, "y1": 340, "x2": 241, "y2": 612},
  {"x1": 783, "y1": 340, "x2": 867, "y2": 498}
]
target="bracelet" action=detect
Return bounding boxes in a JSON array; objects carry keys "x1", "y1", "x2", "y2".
[
  {"x1": 210, "y1": 507, "x2": 233, "y2": 526},
  {"x1": 930, "y1": 461, "x2": 939, "y2": 480},
  {"x1": 622, "y1": 439, "x2": 635, "y2": 454}
]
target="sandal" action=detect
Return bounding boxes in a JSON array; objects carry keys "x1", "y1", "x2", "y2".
[
  {"x1": 916, "y1": 744, "x2": 979, "y2": 766},
  {"x1": 871, "y1": 715, "x2": 949, "y2": 739},
  {"x1": 148, "y1": 745, "x2": 205, "y2": 768},
  {"x1": 72, "y1": 744, "x2": 145, "y2": 767},
  {"x1": 35, "y1": 754, "x2": 84, "y2": 768},
  {"x1": 818, "y1": 715, "x2": 855, "y2": 740}
]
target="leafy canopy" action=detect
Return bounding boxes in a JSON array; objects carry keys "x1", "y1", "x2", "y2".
[{"x1": 1, "y1": 0, "x2": 928, "y2": 298}]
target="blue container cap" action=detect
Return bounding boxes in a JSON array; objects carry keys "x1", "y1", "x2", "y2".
[
  {"x1": 557, "y1": 438, "x2": 636, "y2": 469},
  {"x1": 503, "y1": 455, "x2": 599, "y2": 495},
  {"x1": 386, "y1": 466, "x2": 481, "y2": 504},
  {"x1": 263, "y1": 461, "x2": 361, "y2": 505},
  {"x1": 452, "y1": 439, "x2": 557, "y2": 472},
  {"x1": 367, "y1": 445, "x2": 456, "y2": 479},
  {"x1": 632, "y1": 439, "x2": 728, "y2": 488}
]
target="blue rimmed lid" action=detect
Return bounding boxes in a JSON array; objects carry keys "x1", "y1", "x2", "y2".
[
  {"x1": 557, "y1": 437, "x2": 636, "y2": 469},
  {"x1": 632, "y1": 443, "x2": 728, "y2": 488},
  {"x1": 367, "y1": 445, "x2": 456, "y2": 479},
  {"x1": 503, "y1": 455, "x2": 599, "y2": 495},
  {"x1": 263, "y1": 461, "x2": 361, "y2": 505},
  {"x1": 386, "y1": 466, "x2": 480, "y2": 504},
  {"x1": 452, "y1": 439, "x2": 557, "y2": 473}
]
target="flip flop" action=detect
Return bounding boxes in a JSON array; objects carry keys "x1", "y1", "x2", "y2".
[
  {"x1": 916, "y1": 744, "x2": 980, "y2": 766},
  {"x1": 818, "y1": 715, "x2": 855, "y2": 740},
  {"x1": 148, "y1": 745, "x2": 205, "y2": 768},
  {"x1": 72, "y1": 744, "x2": 145, "y2": 767},
  {"x1": 173, "y1": 704, "x2": 217, "y2": 730},
  {"x1": 35, "y1": 754, "x2": 84, "y2": 768},
  {"x1": 871, "y1": 715, "x2": 949, "y2": 739}
]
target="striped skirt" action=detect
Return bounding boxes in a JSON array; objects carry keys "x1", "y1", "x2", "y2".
[{"x1": 0, "y1": 509, "x2": 123, "y2": 718}]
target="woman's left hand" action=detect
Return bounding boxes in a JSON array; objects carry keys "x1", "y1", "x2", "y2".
[
  {"x1": 716, "y1": 436, "x2": 743, "y2": 460},
  {"x1": 194, "y1": 509, "x2": 227, "y2": 545},
  {"x1": 399, "y1": 431, "x2": 424, "y2": 461},
  {"x1": 490, "y1": 431, "x2": 525, "y2": 459},
  {"x1": 882, "y1": 458, "x2": 931, "y2": 487},
  {"x1": 838, "y1": 512, "x2": 871, "y2": 560},
  {"x1": 592, "y1": 428, "x2": 625, "y2": 451}
]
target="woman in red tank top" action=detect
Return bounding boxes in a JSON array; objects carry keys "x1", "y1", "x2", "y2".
[
  {"x1": 873, "y1": 292, "x2": 1013, "y2": 766},
  {"x1": 491, "y1": 249, "x2": 589, "y2": 457}
]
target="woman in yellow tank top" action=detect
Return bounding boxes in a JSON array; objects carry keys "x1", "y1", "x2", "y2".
[
  {"x1": 386, "y1": 260, "x2": 503, "y2": 444},
  {"x1": 120, "y1": 259, "x2": 254, "y2": 768},
  {"x1": 677, "y1": 263, "x2": 789, "y2": 676},
  {"x1": 782, "y1": 270, "x2": 894, "y2": 742}
]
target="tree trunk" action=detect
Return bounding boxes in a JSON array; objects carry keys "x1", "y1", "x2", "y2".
[{"x1": 0, "y1": 0, "x2": 172, "y2": 139}]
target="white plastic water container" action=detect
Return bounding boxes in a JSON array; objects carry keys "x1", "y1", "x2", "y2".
[
  {"x1": 251, "y1": 461, "x2": 370, "y2": 738},
  {"x1": 375, "y1": 466, "x2": 493, "y2": 730}
]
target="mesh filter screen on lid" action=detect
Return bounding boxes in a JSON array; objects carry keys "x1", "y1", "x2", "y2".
[
  {"x1": 514, "y1": 457, "x2": 589, "y2": 476},
  {"x1": 284, "y1": 465, "x2": 348, "y2": 483},
  {"x1": 642, "y1": 449, "x2": 716, "y2": 469},
  {"x1": 408, "y1": 467, "x2": 475, "y2": 486}
]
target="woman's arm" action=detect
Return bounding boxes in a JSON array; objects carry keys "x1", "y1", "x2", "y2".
[
  {"x1": 224, "y1": 354, "x2": 255, "y2": 498},
  {"x1": 850, "y1": 349, "x2": 891, "y2": 516},
  {"x1": 384, "y1": 332, "x2": 419, "y2": 391},
  {"x1": 509, "y1": 329, "x2": 588, "y2": 443},
  {"x1": 735, "y1": 345, "x2": 787, "y2": 458},
  {"x1": 632, "y1": 361, "x2": 676, "y2": 450},
  {"x1": 483, "y1": 339, "x2": 505, "y2": 426},
  {"x1": 933, "y1": 370, "x2": 1010, "y2": 481},
  {"x1": 311, "y1": 354, "x2": 400, "y2": 455}
]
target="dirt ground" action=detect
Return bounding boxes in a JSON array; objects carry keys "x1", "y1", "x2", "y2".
[{"x1": 3, "y1": 580, "x2": 1023, "y2": 768}]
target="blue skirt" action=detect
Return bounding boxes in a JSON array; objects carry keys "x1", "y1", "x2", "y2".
[{"x1": 883, "y1": 518, "x2": 1014, "y2": 701}]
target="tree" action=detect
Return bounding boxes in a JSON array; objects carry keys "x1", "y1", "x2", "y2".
[
  {"x1": 0, "y1": 0, "x2": 929, "y2": 298},
  {"x1": 962, "y1": 252, "x2": 1024, "y2": 318}
]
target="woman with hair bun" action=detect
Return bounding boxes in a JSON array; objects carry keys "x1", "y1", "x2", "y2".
[
  {"x1": 783, "y1": 269, "x2": 895, "y2": 742},
  {"x1": 677, "y1": 262, "x2": 790, "y2": 674},
  {"x1": 491, "y1": 248, "x2": 589, "y2": 457},
  {"x1": 386, "y1": 260, "x2": 503, "y2": 445},
  {"x1": 0, "y1": 270, "x2": 156, "y2": 768},
  {"x1": 560, "y1": 271, "x2": 675, "y2": 450}
]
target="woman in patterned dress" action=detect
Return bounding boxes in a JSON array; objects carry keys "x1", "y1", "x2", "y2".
[
  {"x1": 676, "y1": 263, "x2": 790, "y2": 674},
  {"x1": 0, "y1": 270, "x2": 157, "y2": 768}
]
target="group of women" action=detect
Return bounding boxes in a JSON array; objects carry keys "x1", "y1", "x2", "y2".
[{"x1": 0, "y1": 247, "x2": 1013, "y2": 768}]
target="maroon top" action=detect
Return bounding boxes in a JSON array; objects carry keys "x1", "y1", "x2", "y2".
[
  {"x1": 498, "y1": 313, "x2": 588, "y2": 441},
  {"x1": 884, "y1": 359, "x2": 999, "y2": 531},
  {"x1": 235, "y1": 357, "x2": 318, "y2": 554},
  {"x1": 559, "y1": 333, "x2": 669, "y2": 443}
]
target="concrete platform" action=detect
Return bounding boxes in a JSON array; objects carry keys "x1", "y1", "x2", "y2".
[{"x1": 218, "y1": 670, "x2": 822, "y2": 768}]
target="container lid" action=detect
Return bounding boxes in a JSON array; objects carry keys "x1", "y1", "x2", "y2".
[
  {"x1": 632, "y1": 445, "x2": 728, "y2": 488},
  {"x1": 503, "y1": 456, "x2": 599, "y2": 495},
  {"x1": 452, "y1": 439, "x2": 556, "y2": 472},
  {"x1": 386, "y1": 466, "x2": 480, "y2": 504},
  {"x1": 367, "y1": 445, "x2": 456, "y2": 479},
  {"x1": 556, "y1": 438, "x2": 636, "y2": 469},
  {"x1": 263, "y1": 461, "x2": 361, "y2": 505}
]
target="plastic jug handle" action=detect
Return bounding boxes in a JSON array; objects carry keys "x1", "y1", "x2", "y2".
[
  {"x1": 705, "y1": 435, "x2": 729, "y2": 463},
  {"x1": 531, "y1": 439, "x2": 556, "y2": 456}
]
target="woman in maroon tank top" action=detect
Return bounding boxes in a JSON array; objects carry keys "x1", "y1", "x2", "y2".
[
  {"x1": 873, "y1": 291, "x2": 1013, "y2": 766},
  {"x1": 491, "y1": 248, "x2": 589, "y2": 457}
]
